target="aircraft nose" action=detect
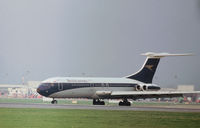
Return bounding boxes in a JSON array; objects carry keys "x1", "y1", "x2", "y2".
[
  {"x1": 37, "y1": 84, "x2": 46, "y2": 96},
  {"x1": 37, "y1": 85, "x2": 42, "y2": 95},
  {"x1": 36, "y1": 83, "x2": 50, "y2": 97},
  {"x1": 36, "y1": 87, "x2": 40, "y2": 93}
]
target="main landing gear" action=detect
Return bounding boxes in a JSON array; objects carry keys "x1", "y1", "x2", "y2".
[
  {"x1": 93, "y1": 99, "x2": 105, "y2": 105},
  {"x1": 51, "y1": 98, "x2": 57, "y2": 104},
  {"x1": 119, "y1": 99, "x2": 131, "y2": 106}
]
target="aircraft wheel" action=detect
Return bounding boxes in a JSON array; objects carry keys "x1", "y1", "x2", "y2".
[
  {"x1": 93, "y1": 99, "x2": 105, "y2": 105},
  {"x1": 119, "y1": 100, "x2": 131, "y2": 106},
  {"x1": 126, "y1": 101, "x2": 131, "y2": 106},
  {"x1": 100, "y1": 101, "x2": 105, "y2": 105},
  {"x1": 119, "y1": 101, "x2": 124, "y2": 106},
  {"x1": 51, "y1": 100, "x2": 57, "y2": 104},
  {"x1": 93, "y1": 99, "x2": 97, "y2": 105}
]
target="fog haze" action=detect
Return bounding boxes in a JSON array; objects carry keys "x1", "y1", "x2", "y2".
[{"x1": 0, "y1": 0, "x2": 200, "y2": 90}]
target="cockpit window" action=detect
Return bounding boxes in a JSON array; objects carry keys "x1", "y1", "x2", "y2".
[{"x1": 40, "y1": 83, "x2": 51, "y2": 90}]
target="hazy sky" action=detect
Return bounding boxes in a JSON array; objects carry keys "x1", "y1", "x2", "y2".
[{"x1": 0, "y1": 0, "x2": 200, "y2": 90}]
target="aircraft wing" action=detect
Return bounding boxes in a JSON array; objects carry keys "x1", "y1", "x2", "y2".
[{"x1": 96, "y1": 91, "x2": 200, "y2": 99}]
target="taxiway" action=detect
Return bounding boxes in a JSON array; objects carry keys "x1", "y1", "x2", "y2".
[{"x1": 0, "y1": 103, "x2": 200, "y2": 112}]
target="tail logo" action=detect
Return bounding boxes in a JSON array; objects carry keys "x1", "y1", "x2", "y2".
[{"x1": 145, "y1": 65, "x2": 154, "y2": 71}]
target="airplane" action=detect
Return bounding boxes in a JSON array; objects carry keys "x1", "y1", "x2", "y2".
[{"x1": 37, "y1": 52, "x2": 199, "y2": 106}]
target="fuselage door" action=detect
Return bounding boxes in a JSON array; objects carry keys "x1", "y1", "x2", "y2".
[
  {"x1": 90, "y1": 83, "x2": 95, "y2": 87},
  {"x1": 58, "y1": 83, "x2": 63, "y2": 91},
  {"x1": 102, "y1": 83, "x2": 109, "y2": 90}
]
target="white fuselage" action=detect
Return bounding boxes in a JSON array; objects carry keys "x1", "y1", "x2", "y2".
[{"x1": 40, "y1": 77, "x2": 146, "y2": 99}]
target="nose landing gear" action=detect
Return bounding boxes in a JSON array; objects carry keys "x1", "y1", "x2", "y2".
[{"x1": 51, "y1": 98, "x2": 57, "y2": 104}]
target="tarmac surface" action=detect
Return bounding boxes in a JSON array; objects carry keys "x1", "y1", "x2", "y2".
[{"x1": 0, "y1": 102, "x2": 200, "y2": 112}]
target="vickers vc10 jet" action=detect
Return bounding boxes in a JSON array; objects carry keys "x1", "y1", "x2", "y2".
[{"x1": 37, "y1": 52, "x2": 199, "y2": 106}]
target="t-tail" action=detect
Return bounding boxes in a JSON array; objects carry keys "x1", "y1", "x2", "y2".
[{"x1": 126, "y1": 52, "x2": 192, "y2": 83}]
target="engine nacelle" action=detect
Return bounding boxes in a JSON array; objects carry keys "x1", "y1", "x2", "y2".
[
  {"x1": 136, "y1": 84, "x2": 160, "y2": 91},
  {"x1": 135, "y1": 84, "x2": 143, "y2": 91}
]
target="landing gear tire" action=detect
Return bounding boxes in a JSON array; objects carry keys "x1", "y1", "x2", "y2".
[
  {"x1": 119, "y1": 99, "x2": 131, "y2": 106},
  {"x1": 51, "y1": 100, "x2": 57, "y2": 104},
  {"x1": 93, "y1": 99, "x2": 105, "y2": 105}
]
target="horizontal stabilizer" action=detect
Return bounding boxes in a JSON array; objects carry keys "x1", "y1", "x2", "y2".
[{"x1": 141, "y1": 52, "x2": 193, "y2": 58}]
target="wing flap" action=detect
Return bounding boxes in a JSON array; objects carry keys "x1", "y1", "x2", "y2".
[
  {"x1": 111, "y1": 91, "x2": 200, "y2": 99},
  {"x1": 111, "y1": 91, "x2": 200, "y2": 95},
  {"x1": 96, "y1": 90, "x2": 200, "y2": 99}
]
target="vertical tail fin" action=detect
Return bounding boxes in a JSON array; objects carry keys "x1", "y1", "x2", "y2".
[{"x1": 126, "y1": 52, "x2": 192, "y2": 83}]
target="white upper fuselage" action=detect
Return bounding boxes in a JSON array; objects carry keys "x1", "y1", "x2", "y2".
[{"x1": 42, "y1": 77, "x2": 143, "y2": 84}]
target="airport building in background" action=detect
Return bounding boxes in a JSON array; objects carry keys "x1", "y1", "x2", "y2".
[{"x1": 0, "y1": 81, "x2": 41, "y2": 98}]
